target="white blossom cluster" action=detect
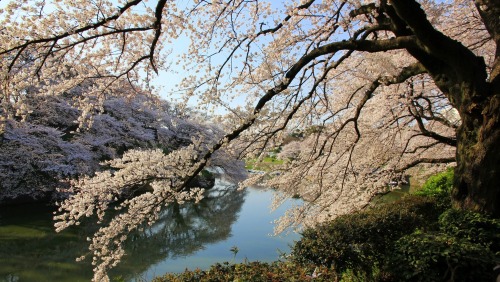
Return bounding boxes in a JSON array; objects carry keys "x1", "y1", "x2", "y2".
[
  {"x1": 0, "y1": 87, "x2": 182, "y2": 201},
  {"x1": 0, "y1": 0, "x2": 495, "y2": 280},
  {"x1": 54, "y1": 146, "x2": 207, "y2": 281},
  {"x1": 245, "y1": 115, "x2": 456, "y2": 233}
]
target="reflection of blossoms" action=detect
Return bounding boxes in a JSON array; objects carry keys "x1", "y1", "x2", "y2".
[
  {"x1": 1, "y1": 0, "x2": 497, "y2": 280},
  {"x1": 1, "y1": 85, "x2": 244, "y2": 281},
  {"x1": 122, "y1": 181, "x2": 246, "y2": 262},
  {"x1": 54, "y1": 146, "x2": 206, "y2": 281}
]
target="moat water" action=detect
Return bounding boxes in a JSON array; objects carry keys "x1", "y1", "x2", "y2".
[{"x1": 0, "y1": 179, "x2": 301, "y2": 281}]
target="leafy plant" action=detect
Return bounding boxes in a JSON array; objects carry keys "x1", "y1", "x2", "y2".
[
  {"x1": 230, "y1": 246, "x2": 239, "y2": 260},
  {"x1": 414, "y1": 167, "x2": 454, "y2": 198},
  {"x1": 391, "y1": 209, "x2": 500, "y2": 282},
  {"x1": 438, "y1": 208, "x2": 500, "y2": 253},
  {"x1": 152, "y1": 261, "x2": 337, "y2": 282},
  {"x1": 291, "y1": 195, "x2": 444, "y2": 279},
  {"x1": 245, "y1": 156, "x2": 283, "y2": 171}
]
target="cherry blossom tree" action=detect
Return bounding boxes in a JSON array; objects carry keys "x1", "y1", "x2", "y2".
[
  {"x1": 1, "y1": 0, "x2": 499, "y2": 280},
  {"x1": 0, "y1": 83, "x2": 240, "y2": 204}
]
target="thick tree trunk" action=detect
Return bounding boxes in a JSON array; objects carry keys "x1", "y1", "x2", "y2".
[
  {"x1": 453, "y1": 93, "x2": 500, "y2": 217},
  {"x1": 387, "y1": 0, "x2": 500, "y2": 218}
]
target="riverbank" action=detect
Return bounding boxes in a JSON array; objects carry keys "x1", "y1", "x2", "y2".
[
  {"x1": 0, "y1": 182, "x2": 300, "y2": 282},
  {"x1": 153, "y1": 169, "x2": 500, "y2": 282},
  {"x1": 0, "y1": 170, "x2": 216, "y2": 208}
]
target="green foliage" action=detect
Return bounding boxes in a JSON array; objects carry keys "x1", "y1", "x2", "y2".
[
  {"x1": 245, "y1": 156, "x2": 283, "y2": 171},
  {"x1": 414, "y1": 167, "x2": 454, "y2": 198},
  {"x1": 390, "y1": 209, "x2": 500, "y2": 282},
  {"x1": 152, "y1": 261, "x2": 337, "y2": 282},
  {"x1": 438, "y1": 209, "x2": 500, "y2": 251},
  {"x1": 153, "y1": 171, "x2": 499, "y2": 282},
  {"x1": 291, "y1": 188, "x2": 499, "y2": 281},
  {"x1": 291, "y1": 195, "x2": 445, "y2": 279},
  {"x1": 392, "y1": 232, "x2": 495, "y2": 282},
  {"x1": 229, "y1": 246, "x2": 239, "y2": 260},
  {"x1": 185, "y1": 169, "x2": 215, "y2": 189},
  {"x1": 304, "y1": 125, "x2": 325, "y2": 136},
  {"x1": 200, "y1": 169, "x2": 214, "y2": 180}
]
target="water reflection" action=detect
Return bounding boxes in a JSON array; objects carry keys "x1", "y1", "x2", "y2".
[
  {"x1": 0, "y1": 203, "x2": 91, "y2": 282},
  {"x1": 114, "y1": 181, "x2": 246, "y2": 280},
  {"x1": 0, "y1": 180, "x2": 297, "y2": 282}
]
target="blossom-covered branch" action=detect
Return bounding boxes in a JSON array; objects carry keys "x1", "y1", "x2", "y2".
[{"x1": 1, "y1": 0, "x2": 499, "y2": 280}]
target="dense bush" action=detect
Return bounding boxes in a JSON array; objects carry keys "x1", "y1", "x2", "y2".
[
  {"x1": 152, "y1": 261, "x2": 337, "y2": 282},
  {"x1": 391, "y1": 209, "x2": 500, "y2": 281},
  {"x1": 439, "y1": 208, "x2": 500, "y2": 251},
  {"x1": 152, "y1": 169, "x2": 499, "y2": 282},
  {"x1": 291, "y1": 195, "x2": 445, "y2": 279},
  {"x1": 414, "y1": 167, "x2": 453, "y2": 198},
  {"x1": 291, "y1": 167, "x2": 499, "y2": 281}
]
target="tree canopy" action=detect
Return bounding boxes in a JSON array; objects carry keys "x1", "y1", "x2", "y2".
[
  {"x1": 1, "y1": 0, "x2": 499, "y2": 280},
  {"x1": 0, "y1": 80, "x2": 241, "y2": 204}
]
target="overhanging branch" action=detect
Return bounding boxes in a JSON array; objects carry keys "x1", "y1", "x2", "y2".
[{"x1": 395, "y1": 157, "x2": 455, "y2": 172}]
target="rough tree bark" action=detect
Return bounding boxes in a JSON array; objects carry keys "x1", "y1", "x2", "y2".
[
  {"x1": 454, "y1": 88, "x2": 500, "y2": 217},
  {"x1": 389, "y1": 0, "x2": 500, "y2": 217}
]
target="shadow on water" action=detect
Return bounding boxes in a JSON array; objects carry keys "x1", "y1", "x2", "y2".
[
  {"x1": 0, "y1": 180, "x2": 248, "y2": 282},
  {"x1": 112, "y1": 181, "x2": 247, "y2": 281}
]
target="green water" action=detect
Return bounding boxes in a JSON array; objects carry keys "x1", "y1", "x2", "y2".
[
  {"x1": 370, "y1": 183, "x2": 416, "y2": 205},
  {"x1": 0, "y1": 181, "x2": 301, "y2": 281},
  {"x1": 0, "y1": 202, "x2": 92, "y2": 282}
]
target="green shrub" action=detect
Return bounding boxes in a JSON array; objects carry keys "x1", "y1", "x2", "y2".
[
  {"x1": 438, "y1": 208, "x2": 500, "y2": 253},
  {"x1": 392, "y1": 231, "x2": 495, "y2": 282},
  {"x1": 291, "y1": 195, "x2": 444, "y2": 279},
  {"x1": 390, "y1": 209, "x2": 500, "y2": 282},
  {"x1": 200, "y1": 169, "x2": 214, "y2": 179},
  {"x1": 152, "y1": 261, "x2": 337, "y2": 282},
  {"x1": 152, "y1": 170, "x2": 500, "y2": 282},
  {"x1": 414, "y1": 167, "x2": 453, "y2": 198}
]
